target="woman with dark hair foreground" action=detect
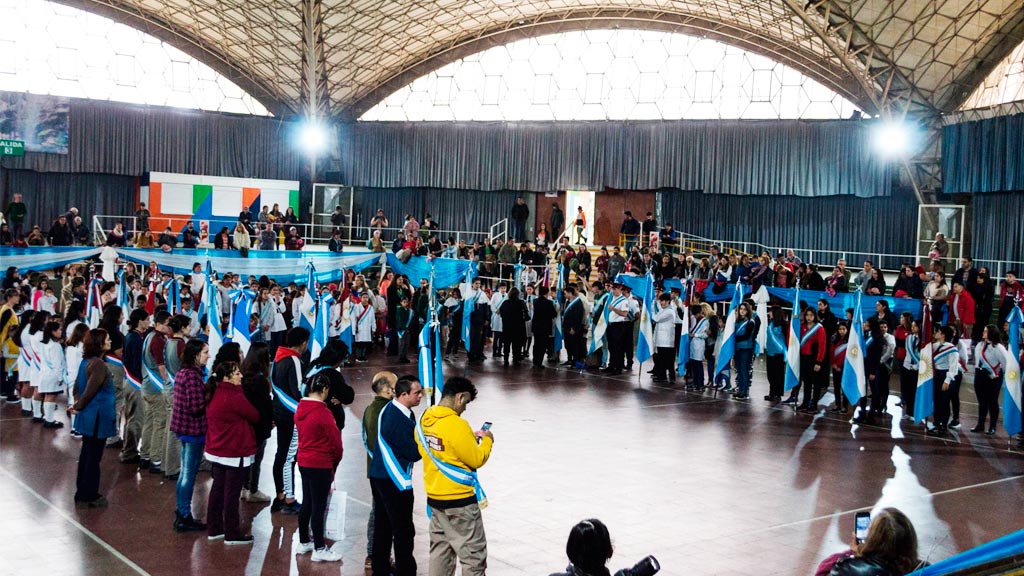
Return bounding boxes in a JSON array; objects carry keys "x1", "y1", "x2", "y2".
[{"x1": 815, "y1": 508, "x2": 926, "y2": 576}]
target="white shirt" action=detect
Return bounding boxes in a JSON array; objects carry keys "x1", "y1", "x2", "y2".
[
  {"x1": 390, "y1": 398, "x2": 412, "y2": 419},
  {"x1": 271, "y1": 296, "x2": 286, "y2": 332},
  {"x1": 607, "y1": 293, "x2": 631, "y2": 323}
]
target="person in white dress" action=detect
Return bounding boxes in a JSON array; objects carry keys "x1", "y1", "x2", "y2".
[
  {"x1": 352, "y1": 293, "x2": 376, "y2": 362},
  {"x1": 36, "y1": 320, "x2": 67, "y2": 429}
]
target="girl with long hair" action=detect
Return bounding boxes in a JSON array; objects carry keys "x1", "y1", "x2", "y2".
[{"x1": 169, "y1": 339, "x2": 210, "y2": 532}]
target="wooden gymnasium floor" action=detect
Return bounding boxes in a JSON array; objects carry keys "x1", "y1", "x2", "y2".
[{"x1": 1, "y1": 353, "x2": 1022, "y2": 576}]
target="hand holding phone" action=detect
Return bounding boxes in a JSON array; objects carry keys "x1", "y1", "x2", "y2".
[
  {"x1": 855, "y1": 512, "x2": 871, "y2": 545},
  {"x1": 476, "y1": 421, "x2": 493, "y2": 442}
]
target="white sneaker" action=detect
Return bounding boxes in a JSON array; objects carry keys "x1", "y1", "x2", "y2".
[
  {"x1": 311, "y1": 547, "x2": 343, "y2": 562},
  {"x1": 244, "y1": 490, "x2": 272, "y2": 503},
  {"x1": 295, "y1": 541, "x2": 315, "y2": 554}
]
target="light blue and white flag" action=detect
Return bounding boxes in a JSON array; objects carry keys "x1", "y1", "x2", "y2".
[
  {"x1": 204, "y1": 268, "x2": 224, "y2": 368},
  {"x1": 297, "y1": 261, "x2": 317, "y2": 333},
  {"x1": 86, "y1": 277, "x2": 103, "y2": 329},
  {"x1": 588, "y1": 291, "x2": 609, "y2": 355},
  {"x1": 1003, "y1": 306, "x2": 1023, "y2": 436},
  {"x1": 676, "y1": 282, "x2": 691, "y2": 376},
  {"x1": 783, "y1": 287, "x2": 802, "y2": 392},
  {"x1": 553, "y1": 263, "x2": 565, "y2": 353},
  {"x1": 714, "y1": 279, "x2": 745, "y2": 378},
  {"x1": 461, "y1": 264, "x2": 475, "y2": 353},
  {"x1": 117, "y1": 269, "x2": 132, "y2": 324},
  {"x1": 635, "y1": 272, "x2": 655, "y2": 365},
  {"x1": 229, "y1": 287, "x2": 257, "y2": 357},
  {"x1": 310, "y1": 292, "x2": 335, "y2": 361},
  {"x1": 913, "y1": 309, "x2": 934, "y2": 423},
  {"x1": 841, "y1": 291, "x2": 867, "y2": 405},
  {"x1": 419, "y1": 264, "x2": 444, "y2": 399}
]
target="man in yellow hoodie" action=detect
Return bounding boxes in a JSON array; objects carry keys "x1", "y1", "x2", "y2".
[{"x1": 416, "y1": 376, "x2": 493, "y2": 576}]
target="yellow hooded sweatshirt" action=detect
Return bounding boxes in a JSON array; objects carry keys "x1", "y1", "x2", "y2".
[{"x1": 417, "y1": 405, "x2": 493, "y2": 504}]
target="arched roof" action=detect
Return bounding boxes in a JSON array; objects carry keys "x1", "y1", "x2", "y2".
[{"x1": 52, "y1": 0, "x2": 1024, "y2": 119}]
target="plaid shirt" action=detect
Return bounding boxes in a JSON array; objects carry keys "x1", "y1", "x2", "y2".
[{"x1": 170, "y1": 365, "x2": 207, "y2": 438}]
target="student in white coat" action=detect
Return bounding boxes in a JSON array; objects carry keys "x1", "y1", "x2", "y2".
[
  {"x1": 352, "y1": 293, "x2": 376, "y2": 362},
  {"x1": 687, "y1": 304, "x2": 711, "y2": 391},
  {"x1": 651, "y1": 292, "x2": 679, "y2": 383},
  {"x1": 489, "y1": 282, "x2": 508, "y2": 359},
  {"x1": 36, "y1": 320, "x2": 67, "y2": 429}
]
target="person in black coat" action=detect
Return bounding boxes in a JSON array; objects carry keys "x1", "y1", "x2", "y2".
[
  {"x1": 307, "y1": 340, "x2": 355, "y2": 430},
  {"x1": 531, "y1": 286, "x2": 558, "y2": 367},
  {"x1": 498, "y1": 287, "x2": 530, "y2": 366},
  {"x1": 240, "y1": 343, "x2": 274, "y2": 501},
  {"x1": 561, "y1": 285, "x2": 587, "y2": 367}
]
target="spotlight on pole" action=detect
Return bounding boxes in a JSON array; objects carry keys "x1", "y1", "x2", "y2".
[
  {"x1": 872, "y1": 120, "x2": 919, "y2": 159},
  {"x1": 298, "y1": 121, "x2": 328, "y2": 155}
]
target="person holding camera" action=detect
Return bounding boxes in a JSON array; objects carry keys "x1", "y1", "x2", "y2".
[
  {"x1": 814, "y1": 508, "x2": 926, "y2": 575},
  {"x1": 416, "y1": 377, "x2": 493, "y2": 576},
  {"x1": 549, "y1": 519, "x2": 660, "y2": 576}
]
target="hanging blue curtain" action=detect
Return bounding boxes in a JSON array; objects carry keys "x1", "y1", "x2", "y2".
[
  {"x1": 338, "y1": 120, "x2": 890, "y2": 198},
  {"x1": 659, "y1": 188, "x2": 916, "y2": 269},
  {"x1": 971, "y1": 191, "x2": 1024, "y2": 264},
  {"x1": 352, "y1": 187, "x2": 523, "y2": 241},
  {"x1": 942, "y1": 113, "x2": 1024, "y2": 193}
]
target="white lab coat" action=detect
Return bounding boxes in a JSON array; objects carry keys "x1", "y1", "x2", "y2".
[
  {"x1": 36, "y1": 338, "x2": 66, "y2": 394},
  {"x1": 490, "y1": 292, "x2": 507, "y2": 331},
  {"x1": 352, "y1": 302, "x2": 376, "y2": 342},
  {"x1": 652, "y1": 303, "x2": 677, "y2": 348}
]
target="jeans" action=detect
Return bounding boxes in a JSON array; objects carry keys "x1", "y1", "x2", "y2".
[
  {"x1": 511, "y1": 220, "x2": 525, "y2": 242},
  {"x1": 176, "y1": 440, "x2": 205, "y2": 517},
  {"x1": 734, "y1": 347, "x2": 753, "y2": 394},
  {"x1": 298, "y1": 467, "x2": 334, "y2": 549}
]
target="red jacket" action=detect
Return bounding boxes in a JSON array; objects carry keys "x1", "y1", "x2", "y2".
[
  {"x1": 831, "y1": 339, "x2": 847, "y2": 371},
  {"x1": 799, "y1": 323, "x2": 827, "y2": 363},
  {"x1": 295, "y1": 398, "x2": 343, "y2": 470},
  {"x1": 951, "y1": 290, "x2": 976, "y2": 325},
  {"x1": 205, "y1": 382, "x2": 259, "y2": 460}
]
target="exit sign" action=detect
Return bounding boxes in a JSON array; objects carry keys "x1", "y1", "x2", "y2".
[{"x1": 0, "y1": 139, "x2": 25, "y2": 156}]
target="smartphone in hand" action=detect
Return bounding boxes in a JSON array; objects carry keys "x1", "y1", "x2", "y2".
[{"x1": 855, "y1": 512, "x2": 871, "y2": 545}]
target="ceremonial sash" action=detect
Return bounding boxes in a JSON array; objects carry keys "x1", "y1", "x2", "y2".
[
  {"x1": 106, "y1": 354, "x2": 141, "y2": 390},
  {"x1": 415, "y1": 415, "x2": 487, "y2": 512},
  {"x1": 800, "y1": 323, "x2": 822, "y2": 346},
  {"x1": 563, "y1": 298, "x2": 580, "y2": 317},
  {"x1": 833, "y1": 343, "x2": 847, "y2": 360},
  {"x1": 766, "y1": 324, "x2": 783, "y2": 352},
  {"x1": 691, "y1": 318, "x2": 709, "y2": 338},
  {"x1": 377, "y1": 407, "x2": 413, "y2": 491},
  {"x1": 270, "y1": 358, "x2": 300, "y2": 413},
  {"x1": 934, "y1": 343, "x2": 958, "y2": 366},
  {"x1": 978, "y1": 343, "x2": 1002, "y2": 377},
  {"x1": 905, "y1": 335, "x2": 920, "y2": 364},
  {"x1": 141, "y1": 333, "x2": 165, "y2": 392},
  {"x1": 736, "y1": 319, "x2": 751, "y2": 336}
]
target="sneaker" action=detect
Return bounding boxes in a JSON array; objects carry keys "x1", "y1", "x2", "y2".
[
  {"x1": 243, "y1": 490, "x2": 272, "y2": 503},
  {"x1": 224, "y1": 535, "x2": 255, "y2": 545},
  {"x1": 20, "y1": 409, "x2": 31, "y2": 416},
  {"x1": 283, "y1": 500, "x2": 302, "y2": 515},
  {"x1": 208, "y1": 533, "x2": 224, "y2": 541},
  {"x1": 70, "y1": 429, "x2": 82, "y2": 438},
  {"x1": 780, "y1": 396, "x2": 798, "y2": 405},
  {"x1": 174, "y1": 513, "x2": 207, "y2": 533},
  {"x1": 105, "y1": 438, "x2": 124, "y2": 449},
  {"x1": 733, "y1": 393, "x2": 749, "y2": 400},
  {"x1": 295, "y1": 541, "x2": 315, "y2": 555},
  {"x1": 311, "y1": 547, "x2": 343, "y2": 562},
  {"x1": 76, "y1": 495, "x2": 108, "y2": 509},
  {"x1": 138, "y1": 459, "x2": 151, "y2": 471},
  {"x1": 32, "y1": 416, "x2": 43, "y2": 423},
  {"x1": 949, "y1": 419, "x2": 961, "y2": 429},
  {"x1": 43, "y1": 420, "x2": 64, "y2": 429},
  {"x1": 271, "y1": 497, "x2": 285, "y2": 513}
]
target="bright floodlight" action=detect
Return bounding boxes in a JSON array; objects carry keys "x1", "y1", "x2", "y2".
[
  {"x1": 299, "y1": 122, "x2": 328, "y2": 154},
  {"x1": 872, "y1": 121, "x2": 914, "y2": 158}
]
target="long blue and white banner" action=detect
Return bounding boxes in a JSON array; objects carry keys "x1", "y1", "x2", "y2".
[{"x1": 0, "y1": 246, "x2": 102, "y2": 271}]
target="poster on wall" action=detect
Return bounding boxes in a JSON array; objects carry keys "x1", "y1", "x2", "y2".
[{"x1": 0, "y1": 91, "x2": 70, "y2": 154}]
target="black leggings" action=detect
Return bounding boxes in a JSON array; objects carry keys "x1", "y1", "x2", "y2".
[
  {"x1": 246, "y1": 440, "x2": 266, "y2": 493},
  {"x1": 272, "y1": 416, "x2": 295, "y2": 497},
  {"x1": 899, "y1": 365, "x2": 917, "y2": 416},
  {"x1": 298, "y1": 466, "x2": 333, "y2": 549},
  {"x1": 974, "y1": 371, "x2": 1001, "y2": 430}
]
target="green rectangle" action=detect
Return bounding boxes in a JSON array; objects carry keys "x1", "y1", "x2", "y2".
[
  {"x1": 193, "y1": 185, "x2": 212, "y2": 212},
  {"x1": 0, "y1": 139, "x2": 25, "y2": 156},
  {"x1": 289, "y1": 190, "x2": 300, "y2": 214}
]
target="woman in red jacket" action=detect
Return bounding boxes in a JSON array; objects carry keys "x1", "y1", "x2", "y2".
[
  {"x1": 203, "y1": 361, "x2": 259, "y2": 545},
  {"x1": 950, "y1": 281, "x2": 976, "y2": 347},
  {"x1": 294, "y1": 373, "x2": 344, "y2": 562},
  {"x1": 796, "y1": 307, "x2": 827, "y2": 412}
]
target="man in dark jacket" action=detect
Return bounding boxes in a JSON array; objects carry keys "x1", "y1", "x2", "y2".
[
  {"x1": 620, "y1": 211, "x2": 641, "y2": 253},
  {"x1": 549, "y1": 203, "x2": 564, "y2": 241},
  {"x1": 531, "y1": 286, "x2": 557, "y2": 367},
  {"x1": 48, "y1": 215, "x2": 73, "y2": 246},
  {"x1": 271, "y1": 327, "x2": 308, "y2": 515},
  {"x1": 561, "y1": 286, "x2": 587, "y2": 367},
  {"x1": 510, "y1": 197, "x2": 529, "y2": 242},
  {"x1": 369, "y1": 375, "x2": 423, "y2": 576}
]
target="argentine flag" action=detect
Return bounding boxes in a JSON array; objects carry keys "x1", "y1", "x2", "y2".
[
  {"x1": 1003, "y1": 307, "x2": 1023, "y2": 436},
  {"x1": 229, "y1": 288, "x2": 257, "y2": 357},
  {"x1": 841, "y1": 291, "x2": 866, "y2": 404},
  {"x1": 339, "y1": 297, "x2": 354, "y2": 351},
  {"x1": 310, "y1": 292, "x2": 335, "y2": 361},
  {"x1": 461, "y1": 265, "x2": 475, "y2": 352},
  {"x1": 204, "y1": 270, "x2": 224, "y2": 369},
  {"x1": 588, "y1": 292, "x2": 609, "y2": 355},
  {"x1": 913, "y1": 308, "x2": 934, "y2": 423},
  {"x1": 297, "y1": 262, "x2": 317, "y2": 334},
  {"x1": 714, "y1": 280, "x2": 745, "y2": 378},
  {"x1": 783, "y1": 287, "x2": 802, "y2": 392},
  {"x1": 676, "y1": 283, "x2": 691, "y2": 376},
  {"x1": 635, "y1": 272, "x2": 655, "y2": 365},
  {"x1": 117, "y1": 270, "x2": 132, "y2": 326},
  {"x1": 553, "y1": 264, "x2": 565, "y2": 353},
  {"x1": 418, "y1": 321, "x2": 444, "y2": 399}
]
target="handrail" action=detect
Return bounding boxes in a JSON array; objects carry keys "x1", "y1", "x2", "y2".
[
  {"x1": 92, "y1": 215, "x2": 107, "y2": 246},
  {"x1": 489, "y1": 218, "x2": 508, "y2": 243}
]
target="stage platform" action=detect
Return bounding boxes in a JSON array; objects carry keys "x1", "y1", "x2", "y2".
[{"x1": 1, "y1": 357, "x2": 1022, "y2": 575}]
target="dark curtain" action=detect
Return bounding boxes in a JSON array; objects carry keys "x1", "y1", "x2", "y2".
[
  {"x1": 971, "y1": 192, "x2": 1024, "y2": 266},
  {"x1": 0, "y1": 168, "x2": 137, "y2": 230},
  {"x1": 338, "y1": 119, "x2": 890, "y2": 197},
  {"x1": 942, "y1": 113, "x2": 1024, "y2": 194},
  {"x1": 659, "y1": 188, "x2": 917, "y2": 270},
  {"x1": 0, "y1": 98, "x2": 304, "y2": 181},
  {"x1": 351, "y1": 187, "x2": 523, "y2": 241}
]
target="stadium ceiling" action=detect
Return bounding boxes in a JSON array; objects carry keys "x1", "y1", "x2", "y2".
[{"x1": 54, "y1": 0, "x2": 1024, "y2": 120}]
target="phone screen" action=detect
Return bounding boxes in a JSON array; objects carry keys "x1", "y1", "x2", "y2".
[
  {"x1": 855, "y1": 513, "x2": 871, "y2": 544},
  {"x1": 481, "y1": 422, "x2": 492, "y2": 432}
]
